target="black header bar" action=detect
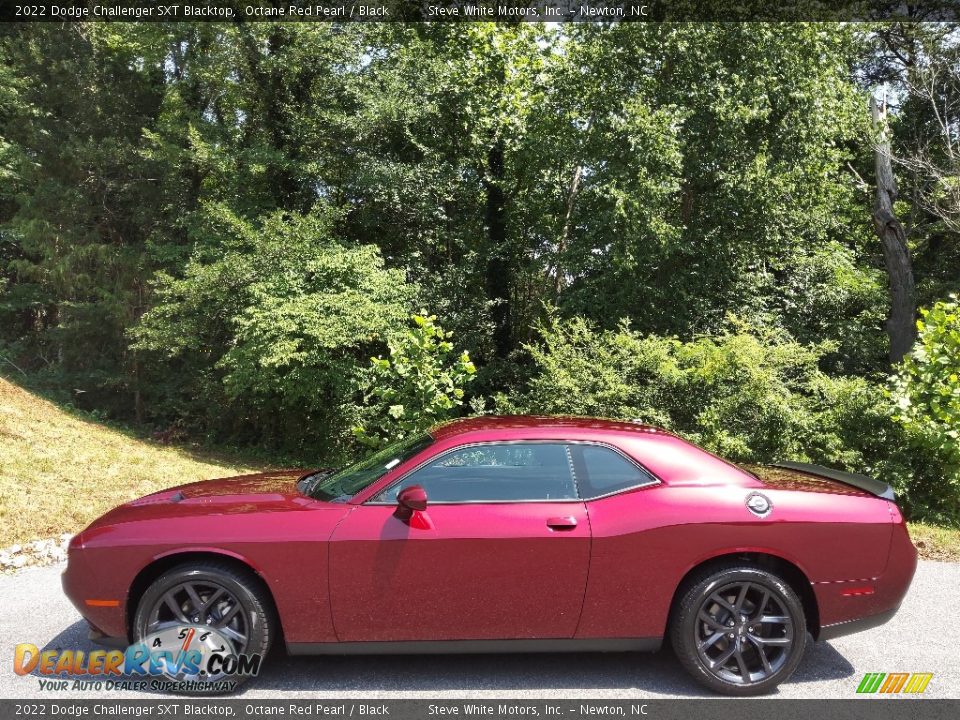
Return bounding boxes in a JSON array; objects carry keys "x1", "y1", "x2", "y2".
[{"x1": 1, "y1": 0, "x2": 959, "y2": 23}]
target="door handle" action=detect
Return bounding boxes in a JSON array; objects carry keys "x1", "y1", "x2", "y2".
[{"x1": 547, "y1": 516, "x2": 577, "y2": 531}]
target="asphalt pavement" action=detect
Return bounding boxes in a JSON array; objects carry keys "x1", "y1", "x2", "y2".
[{"x1": 1, "y1": 561, "x2": 956, "y2": 699}]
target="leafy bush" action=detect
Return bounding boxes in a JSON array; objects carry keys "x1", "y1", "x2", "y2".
[
  {"x1": 503, "y1": 315, "x2": 951, "y2": 522},
  {"x1": 892, "y1": 296, "x2": 960, "y2": 523},
  {"x1": 132, "y1": 205, "x2": 416, "y2": 459},
  {"x1": 355, "y1": 313, "x2": 476, "y2": 448},
  {"x1": 502, "y1": 316, "x2": 830, "y2": 462}
]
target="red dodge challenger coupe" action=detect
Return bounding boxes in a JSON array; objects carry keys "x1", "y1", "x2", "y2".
[{"x1": 62, "y1": 416, "x2": 916, "y2": 695}]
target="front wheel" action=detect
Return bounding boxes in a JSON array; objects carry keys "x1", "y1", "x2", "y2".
[
  {"x1": 132, "y1": 561, "x2": 274, "y2": 694},
  {"x1": 670, "y1": 565, "x2": 807, "y2": 696}
]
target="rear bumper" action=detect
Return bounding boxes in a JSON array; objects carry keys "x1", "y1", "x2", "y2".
[
  {"x1": 818, "y1": 606, "x2": 898, "y2": 641},
  {"x1": 813, "y1": 512, "x2": 917, "y2": 639}
]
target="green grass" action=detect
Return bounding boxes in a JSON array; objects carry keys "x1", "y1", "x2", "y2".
[
  {"x1": 907, "y1": 522, "x2": 960, "y2": 562},
  {"x1": 0, "y1": 376, "x2": 264, "y2": 547}
]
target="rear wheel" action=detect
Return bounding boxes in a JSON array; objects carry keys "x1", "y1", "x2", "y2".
[
  {"x1": 670, "y1": 565, "x2": 807, "y2": 696},
  {"x1": 133, "y1": 561, "x2": 273, "y2": 693}
]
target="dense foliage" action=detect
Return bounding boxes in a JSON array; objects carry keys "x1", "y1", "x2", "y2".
[
  {"x1": 354, "y1": 313, "x2": 476, "y2": 449},
  {"x1": 1, "y1": 23, "x2": 958, "y2": 521},
  {"x1": 893, "y1": 296, "x2": 960, "y2": 522},
  {"x1": 503, "y1": 316, "x2": 940, "y2": 520},
  {"x1": 130, "y1": 206, "x2": 415, "y2": 457}
]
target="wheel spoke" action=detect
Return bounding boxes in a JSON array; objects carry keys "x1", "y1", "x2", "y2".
[
  {"x1": 699, "y1": 631, "x2": 725, "y2": 651},
  {"x1": 698, "y1": 610, "x2": 727, "y2": 631},
  {"x1": 748, "y1": 636, "x2": 773, "y2": 674},
  {"x1": 214, "y1": 601, "x2": 241, "y2": 628},
  {"x1": 758, "y1": 615, "x2": 790, "y2": 625},
  {"x1": 710, "y1": 643, "x2": 737, "y2": 669},
  {"x1": 710, "y1": 592, "x2": 737, "y2": 615},
  {"x1": 219, "y1": 625, "x2": 247, "y2": 648},
  {"x1": 184, "y1": 584, "x2": 204, "y2": 615},
  {"x1": 752, "y1": 635, "x2": 791, "y2": 646},
  {"x1": 197, "y1": 588, "x2": 225, "y2": 616},
  {"x1": 735, "y1": 648, "x2": 751, "y2": 681},
  {"x1": 162, "y1": 592, "x2": 189, "y2": 623},
  {"x1": 734, "y1": 583, "x2": 750, "y2": 613},
  {"x1": 752, "y1": 590, "x2": 770, "y2": 621}
]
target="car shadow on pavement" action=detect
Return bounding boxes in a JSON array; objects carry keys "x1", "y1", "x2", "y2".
[{"x1": 35, "y1": 623, "x2": 854, "y2": 698}]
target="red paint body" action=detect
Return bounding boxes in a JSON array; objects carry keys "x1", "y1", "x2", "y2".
[{"x1": 62, "y1": 416, "x2": 916, "y2": 649}]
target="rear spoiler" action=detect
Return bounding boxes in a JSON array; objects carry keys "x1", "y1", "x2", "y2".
[{"x1": 771, "y1": 461, "x2": 896, "y2": 501}]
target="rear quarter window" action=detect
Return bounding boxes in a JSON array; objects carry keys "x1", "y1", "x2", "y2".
[{"x1": 571, "y1": 444, "x2": 657, "y2": 499}]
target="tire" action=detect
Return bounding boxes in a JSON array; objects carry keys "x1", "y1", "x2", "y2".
[
  {"x1": 132, "y1": 560, "x2": 274, "y2": 694},
  {"x1": 670, "y1": 564, "x2": 807, "y2": 696}
]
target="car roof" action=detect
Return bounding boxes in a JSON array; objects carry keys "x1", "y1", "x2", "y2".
[
  {"x1": 429, "y1": 415, "x2": 673, "y2": 442},
  {"x1": 423, "y1": 415, "x2": 756, "y2": 490}
]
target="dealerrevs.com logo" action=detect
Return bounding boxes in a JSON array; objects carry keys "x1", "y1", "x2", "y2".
[
  {"x1": 14, "y1": 625, "x2": 261, "y2": 694},
  {"x1": 856, "y1": 672, "x2": 934, "y2": 694}
]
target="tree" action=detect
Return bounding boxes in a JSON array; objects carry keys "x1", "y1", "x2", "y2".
[
  {"x1": 132, "y1": 207, "x2": 416, "y2": 458},
  {"x1": 859, "y1": 23, "x2": 960, "y2": 326},
  {"x1": 871, "y1": 92, "x2": 918, "y2": 363},
  {"x1": 0, "y1": 24, "x2": 167, "y2": 418},
  {"x1": 2, "y1": 22, "x2": 950, "y2": 520}
]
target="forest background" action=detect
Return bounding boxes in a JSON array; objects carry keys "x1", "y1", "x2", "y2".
[{"x1": 2, "y1": 21, "x2": 960, "y2": 529}]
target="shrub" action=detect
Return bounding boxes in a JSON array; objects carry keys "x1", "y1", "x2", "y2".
[
  {"x1": 354, "y1": 313, "x2": 476, "y2": 448},
  {"x1": 892, "y1": 296, "x2": 960, "y2": 523},
  {"x1": 503, "y1": 316, "x2": 829, "y2": 462},
  {"x1": 132, "y1": 205, "x2": 416, "y2": 459},
  {"x1": 503, "y1": 315, "x2": 953, "y2": 522}
]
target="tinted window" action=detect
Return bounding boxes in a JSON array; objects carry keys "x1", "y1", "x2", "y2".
[
  {"x1": 372, "y1": 442, "x2": 576, "y2": 503},
  {"x1": 572, "y1": 444, "x2": 654, "y2": 499}
]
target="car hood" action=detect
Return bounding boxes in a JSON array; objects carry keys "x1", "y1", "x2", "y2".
[
  {"x1": 160, "y1": 470, "x2": 309, "y2": 502},
  {"x1": 82, "y1": 470, "x2": 325, "y2": 532}
]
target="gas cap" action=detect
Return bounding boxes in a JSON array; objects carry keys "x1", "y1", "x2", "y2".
[{"x1": 745, "y1": 492, "x2": 772, "y2": 517}]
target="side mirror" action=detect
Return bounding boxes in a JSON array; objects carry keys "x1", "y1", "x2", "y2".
[{"x1": 394, "y1": 485, "x2": 428, "y2": 520}]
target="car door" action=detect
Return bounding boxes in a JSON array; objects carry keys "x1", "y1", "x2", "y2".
[{"x1": 327, "y1": 441, "x2": 591, "y2": 642}]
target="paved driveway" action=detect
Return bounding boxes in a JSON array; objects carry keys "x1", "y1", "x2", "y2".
[{"x1": 1, "y1": 561, "x2": 956, "y2": 699}]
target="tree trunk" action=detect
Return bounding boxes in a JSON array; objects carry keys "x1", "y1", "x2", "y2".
[
  {"x1": 554, "y1": 111, "x2": 595, "y2": 301},
  {"x1": 871, "y1": 94, "x2": 917, "y2": 364},
  {"x1": 484, "y1": 139, "x2": 511, "y2": 359}
]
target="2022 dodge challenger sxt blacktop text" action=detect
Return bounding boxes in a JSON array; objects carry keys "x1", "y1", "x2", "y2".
[{"x1": 62, "y1": 416, "x2": 917, "y2": 695}]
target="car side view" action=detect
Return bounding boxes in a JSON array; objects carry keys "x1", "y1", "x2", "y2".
[{"x1": 62, "y1": 416, "x2": 917, "y2": 695}]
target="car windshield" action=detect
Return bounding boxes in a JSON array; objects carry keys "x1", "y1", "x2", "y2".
[{"x1": 306, "y1": 434, "x2": 434, "y2": 502}]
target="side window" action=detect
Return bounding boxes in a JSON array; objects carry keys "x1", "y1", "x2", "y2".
[
  {"x1": 372, "y1": 442, "x2": 576, "y2": 503},
  {"x1": 572, "y1": 444, "x2": 655, "y2": 499}
]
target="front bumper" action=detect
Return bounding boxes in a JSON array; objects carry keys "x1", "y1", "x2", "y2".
[
  {"x1": 61, "y1": 543, "x2": 128, "y2": 640},
  {"x1": 85, "y1": 622, "x2": 129, "y2": 648}
]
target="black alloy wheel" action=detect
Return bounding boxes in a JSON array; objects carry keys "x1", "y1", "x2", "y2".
[
  {"x1": 133, "y1": 561, "x2": 274, "y2": 693},
  {"x1": 145, "y1": 578, "x2": 250, "y2": 653},
  {"x1": 671, "y1": 565, "x2": 807, "y2": 695}
]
